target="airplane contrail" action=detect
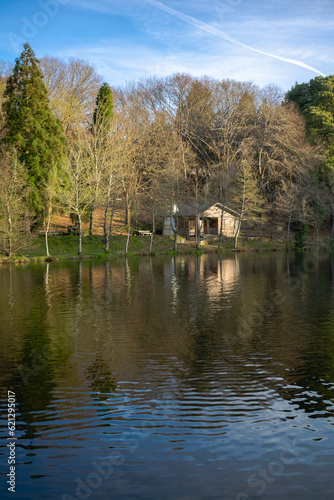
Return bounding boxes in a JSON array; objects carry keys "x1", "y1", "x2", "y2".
[{"x1": 148, "y1": 0, "x2": 326, "y2": 77}]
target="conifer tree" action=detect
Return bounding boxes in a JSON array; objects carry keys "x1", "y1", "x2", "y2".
[
  {"x1": 2, "y1": 43, "x2": 66, "y2": 215},
  {"x1": 88, "y1": 82, "x2": 114, "y2": 235},
  {"x1": 93, "y1": 82, "x2": 113, "y2": 131}
]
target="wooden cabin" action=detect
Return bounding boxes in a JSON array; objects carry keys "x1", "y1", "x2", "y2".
[{"x1": 163, "y1": 203, "x2": 239, "y2": 238}]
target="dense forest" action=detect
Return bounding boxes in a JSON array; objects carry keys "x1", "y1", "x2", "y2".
[{"x1": 1, "y1": 43, "x2": 334, "y2": 255}]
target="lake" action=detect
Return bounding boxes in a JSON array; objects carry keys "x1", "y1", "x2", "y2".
[{"x1": 1, "y1": 251, "x2": 334, "y2": 499}]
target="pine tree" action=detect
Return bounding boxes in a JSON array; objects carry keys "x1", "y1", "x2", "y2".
[
  {"x1": 92, "y1": 82, "x2": 113, "y2": 132},
  {"x1": 88, "y1": 83, "x2": 114, "y2": 235},
  {"x1": 2, "y1": 43, "x2": 66, "y2": 215}
]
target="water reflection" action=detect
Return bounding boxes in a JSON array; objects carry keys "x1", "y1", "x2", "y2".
[{"x1": 1, "y1": 253, "x2": 334, "y2": 499}]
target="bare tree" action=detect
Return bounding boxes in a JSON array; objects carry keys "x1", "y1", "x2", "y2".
[
  {"x1": 252, "y1": 89, "x2": 319, "y2": 209},
  {"x1": 39, "y1": 56, "x2": 103, "y2": 132},
  {"x1": 116, "y1": 86, "x2": 153, "y2": 253},
  {"x1": 277, "y1": 179, "x2": 307, "y2": 247},
  {"x1": 233, "y1": 149, "x2": 265, "y2": 249},
  {"x1": 305, "y1": 182, "x2": 327, "y2": 247},
  {"x1": 0, "y1": 149, "x2": 34, "y2": 256},
  {"x1": 186, "y1": 79, "x2": 257, "y2": 247},
  {"x1": 59, "y1": 128, "x2": 95, "y2": 255}
]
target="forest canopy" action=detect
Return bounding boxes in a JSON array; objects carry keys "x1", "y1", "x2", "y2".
[{"x1": 0, "y1": 43, "x2": 333, "y2": 255}]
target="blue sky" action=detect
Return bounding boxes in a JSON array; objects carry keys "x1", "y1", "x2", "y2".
[{"x1": 0, "y1": 0, "x2": 333, "y2": 90}]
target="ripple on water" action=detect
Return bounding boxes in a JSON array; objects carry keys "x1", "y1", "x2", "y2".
[{"x1": 1, "y1": 254, "x2": 334, "y2": 499}]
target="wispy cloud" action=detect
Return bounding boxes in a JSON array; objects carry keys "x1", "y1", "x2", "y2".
[
  {"x1": 147, "y1": 0, "x2": 326, "y2": 77},
  {"x1": 56, "y1": 40, "x2": 299, "y2": 91},
  {"x1": 25, "y1": 0, "x2": 329, "y2": 90}
]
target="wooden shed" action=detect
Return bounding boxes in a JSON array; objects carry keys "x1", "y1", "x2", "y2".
[{"x1": 163, "y1": 203, "x2": 239, "y2": 238}]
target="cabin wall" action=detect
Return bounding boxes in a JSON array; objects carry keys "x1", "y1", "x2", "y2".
[
  {"x1": 164, "y1": 206, "x2": 239, "y2": 238},
  {"x1": 202, "y1": 208, "x2": 237, "y2": 237},
  {"x1": 221, "y1": 212, "x2": 237, "y2": 236},
  {"x1": 182, "y1": 214, "x2": 237, "y2": 238}
]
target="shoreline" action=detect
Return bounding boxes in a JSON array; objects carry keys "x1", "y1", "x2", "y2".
[{"x1": 0, "y1": 234, "x2": 328, "y2": 265}]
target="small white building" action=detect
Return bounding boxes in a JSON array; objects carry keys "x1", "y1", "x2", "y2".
[{"x1": 163, "y1": 203, "x2": 239, "y2": 238}]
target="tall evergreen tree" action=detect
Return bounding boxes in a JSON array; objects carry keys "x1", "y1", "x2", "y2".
[
  {"x1": 88, "y1": 82, "x2": 114, "y2": 235},
  {"x1": 2, "y1": 43, "x2": 66, "y2": 214},
  {"x1": 92, "y1": 82, "x2": 113, "y2": 131}
]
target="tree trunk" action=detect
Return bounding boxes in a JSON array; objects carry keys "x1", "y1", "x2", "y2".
[
  {"x1": 125, "y1": 224, "x2": 131, "y2": 253},
  {"x1": 234, "y1": 218, "x2": 242, "y2": 249},
  {"x1": 104, "y1": 200, "x2": 109, "y2": 253},
  {"x1": 196, "y1": 216, "x2": 204, "y2": 250},
  {"x1": 195, "y1": 216, "x2": 199, "y2": 250},
  {"x1": 125, "y1": 203, "x2": 128, "y2": 225},
  {"x1": 7, "y1": 213, "x2": 12, "y2": 257},
  {"x1": 331, "y1": 214, "x2": 334, "y2": 242},
  {"x1": 218, "y1": 205, "x2": 225, "y2": 250},
  {"x1": 149, "y1": 204, "x2": 155, "y2": 253},
  {"x1": 45, "y1": 230, "x2": 49, "y2": 257},
  {"x1": 173, "y1": 231, "x2": 178, "y2": 251},
  {"x1": 286, "y1": 213, "x2": 291, "y2": 248},
  {"x1": 109, "y1": 196, "x2": 116, "y2": 235},
  {"x1": 45, "y1": 204, "x2": 51, "y2": 257},
  {"x1": 6, "y1": 202, "x2": 12, "y2": 257},
  {"x1": 172, "y1": 213, "x2": 178, "y2": 251},
  {"x1": 104, "y1": 183, "x2": 112, "y2": 253},
  {"x1": 78, "y1": 216, "x2": 82, "y2": 255},
  {"x1": 89, "y1": 205, "x2": 95, "y2": 235},
  {"x1": 125, "y1": 205, "x2": 131, "y2": 253}
]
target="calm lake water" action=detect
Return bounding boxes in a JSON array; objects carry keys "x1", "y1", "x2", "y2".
[{"x1": 1, "y1": 251, "x2": 334, "y2": 499}]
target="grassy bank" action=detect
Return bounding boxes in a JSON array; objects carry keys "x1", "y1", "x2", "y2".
[
  {"x1": 2, "y1": 234, "x2": 193, "y2": 263},
  {"x1": 0, "y1": 233, "x2": 299, "y2": 264}
]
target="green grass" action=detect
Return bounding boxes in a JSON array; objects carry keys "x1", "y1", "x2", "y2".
[
  {"x1": 8, "y1": 234, "x2": 177, "y2": 261},
  {"x1": 0, "y1": 234, "x2": 294, "y2": 264}
]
